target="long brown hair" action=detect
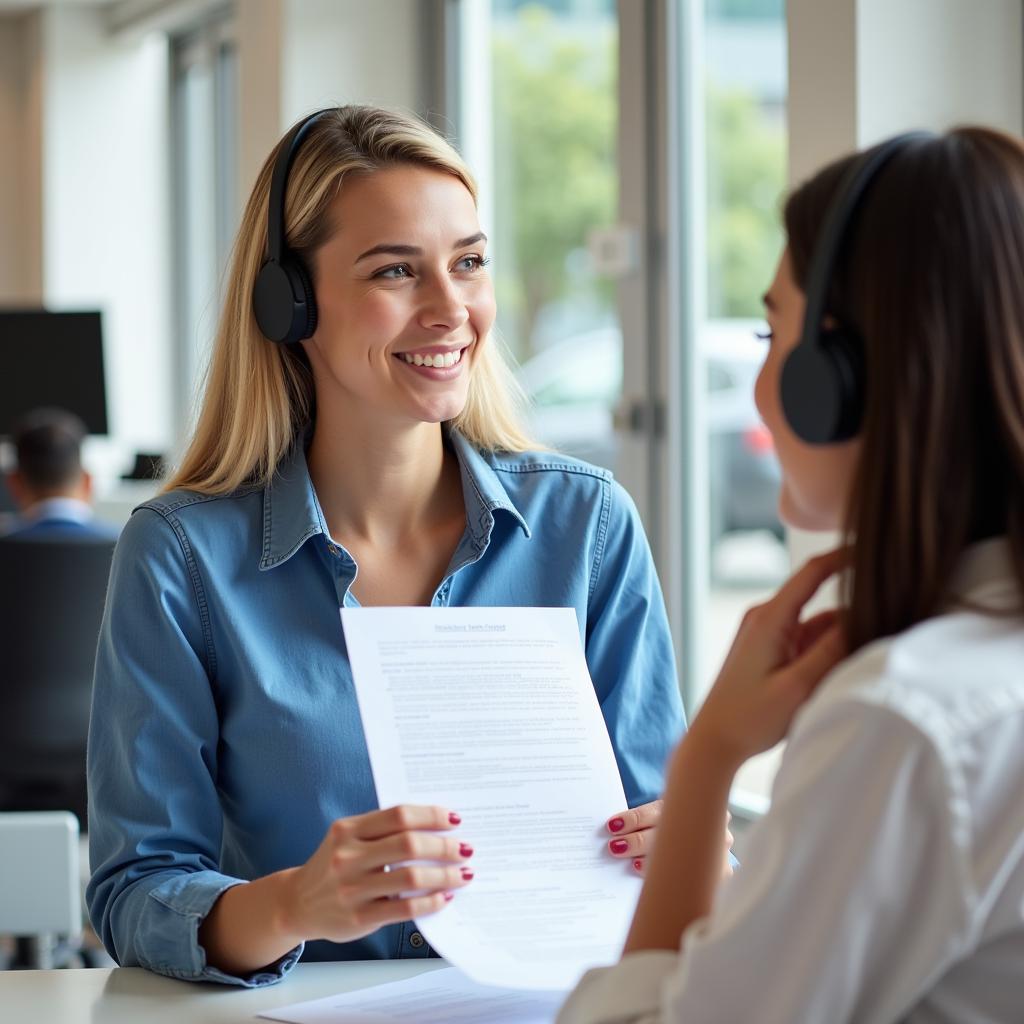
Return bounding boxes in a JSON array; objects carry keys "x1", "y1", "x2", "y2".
[
  {"x1": 784, "y1": 127, "x2": 1024, "y2": 651},
  {"x1": 164, "y1": 105, "x2": 538, "y2": 496}
]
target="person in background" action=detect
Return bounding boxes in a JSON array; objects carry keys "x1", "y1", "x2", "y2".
[
  {"x1": 559, "y1": 126, "x2": 1024, "y2": 1023},
  {"x1": 86, "y1": 105, "x2": 725, "y2": 988},
  {"x1": 3, "y1": 407, "x2": 118, "y2": 541}
]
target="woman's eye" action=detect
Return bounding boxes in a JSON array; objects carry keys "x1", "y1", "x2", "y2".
[
  {"x1": 455, "y1": 254, "x2": 490, "y2": 273},
  {"x1": 374, "y1": 264, "x2": 411, "y2": 280}
]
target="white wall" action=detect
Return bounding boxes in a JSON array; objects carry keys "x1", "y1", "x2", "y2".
[
  {"x1": 237, "y1": 0, "x2": 283, "y2": 203},
  {"x1": 788, "y1": 0, "x2": 1022, "y2": 182},
  {"x1": 786, "y1": 0, "x2": 857, "y2": 184},
  {"x1": 856, "y1": 0, "x2": 1022, "y2": 148},
  {"x1": 281, "y1": 0, "x2": 423, "y2": 124},
  {"x1": 41, "y1": 7, "x2": 172, "y2": 485},
  {"x1": 235, "y1": 0, "x2": 428, "y2": 233}
]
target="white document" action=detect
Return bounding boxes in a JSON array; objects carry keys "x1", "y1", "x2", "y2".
[
  {"x1": 258, "y1": 967, "x2": 564, "y2": 1024},
  {"x1": 341, "y1": 606, "x2": 642, "y2": 991}
]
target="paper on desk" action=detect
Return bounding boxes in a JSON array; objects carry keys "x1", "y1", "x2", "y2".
[
  {"x1": 258, "y1": 967, "x2": 564, "y2": 1024},
  {"x1": 341, "y1": 606, "x2": 642, "y2": 991}
]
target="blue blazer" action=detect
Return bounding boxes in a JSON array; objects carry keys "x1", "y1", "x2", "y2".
[{"x1": 3, "y1": 516, "x2": 120, "y2": 542}]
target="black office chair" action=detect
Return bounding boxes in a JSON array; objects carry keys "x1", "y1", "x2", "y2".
[{"x1": 0, "y1": 534, "x2": 115, "y2": 829}]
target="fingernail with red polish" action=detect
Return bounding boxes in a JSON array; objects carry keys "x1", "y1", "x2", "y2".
[
  {"x1": 461, "y1": 868, "x2": 474, "y2": 880},
  {"x1": 444, "y1": 892, "x2": 454, "y2": 902},
  {"x1": 459, "y1": 843, "x2": 473, "y2": 858},
  {"x1": 448, "y1": 812, "x2": 462, "y2": 825},
  {"x1": 610, "y1": 839, "x2": 629, "y2": 854},
  {"x1": 608, "y1": 817, "x2": 625, "y2": 833},
  {"x1": 633, "y1": 859, "x2": 643, "y2": 871}
]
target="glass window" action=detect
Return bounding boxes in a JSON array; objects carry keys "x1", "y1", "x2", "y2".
[
  {"x1": 460, "y1": 0, "x2": 622, "y2": 474},
  {"x1": 457, "y1": 0, "x2": 788, "y2": 803},
  {"x1": 171, "y1": 14, "x2": 238, "y2": 437},
  {"x1": 698, "y1": 0, "x2": 789, "y2": 802}
]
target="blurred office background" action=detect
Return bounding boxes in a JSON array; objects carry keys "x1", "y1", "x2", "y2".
[{"x1": 0, "y1": 0, "x2": 1020, "y2": 852}]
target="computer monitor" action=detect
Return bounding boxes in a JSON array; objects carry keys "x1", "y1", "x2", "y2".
[{"x1": 0, "y1": 310, "x2": 108, "y2": 436}]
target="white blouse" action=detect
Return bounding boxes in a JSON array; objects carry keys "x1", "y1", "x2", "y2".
[{"x1": 558, "y1": 539, "x2": 1024, "y2": 1024}]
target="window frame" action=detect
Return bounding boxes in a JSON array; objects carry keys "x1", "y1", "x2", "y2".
[{"x1": 170, "y1": 8, "x2": 239, "y2": 440}]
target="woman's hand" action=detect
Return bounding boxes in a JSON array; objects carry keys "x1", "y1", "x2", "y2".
[
  {"x1": 279, "y1": 804, "x2": 473, "y2": 945},
  {"x1": 606, "y1": 803, "x2": 734, "y2": 879},
  {"x1": 622, "y1": 553, "x2": 845, "y2": 957},
  {"x1": 690, "y1": 549, "x2": 848, "y2": 767},
  {"x1": 605, "y1": 800, "x2": 661, "y2": 873}
]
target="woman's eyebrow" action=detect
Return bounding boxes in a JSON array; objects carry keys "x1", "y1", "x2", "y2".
[
  {"x1": 355, "y1": 232, "x2": 488, "y2": 263},
  {"x1": 355, "y1": 243, "x2": 420, "y2": 262},
  {"x1": 453, "y1": 231, "x2": 487, "y2": 249}
]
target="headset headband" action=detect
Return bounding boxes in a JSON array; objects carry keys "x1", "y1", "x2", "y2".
[
  {"x1": 264, "y1": 109, "x2": 333, "y2": 263},
  {"x1": 798, "y1": 131, "x2": 934, "y2": 353},
  {"x1": 780, "y1": 130, "x2": 936, "y2": 444},
  {"x1": 253, "y1": 108, "x2": 338, "y2": 344}
]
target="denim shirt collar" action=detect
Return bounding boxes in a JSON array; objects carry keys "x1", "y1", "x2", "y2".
[
  {"x1": 259, "y1": 430, "x2": 531, "y2": 571},
  {"x1": 449, "y1": 431, "x2": 532, "y2": 545}
]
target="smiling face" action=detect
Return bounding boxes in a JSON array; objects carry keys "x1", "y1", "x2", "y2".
[
  {"x1": 303, "y1": 164, "x2": 495, "y2": 429},
  {"x1": 754, "y1": 247, "x2": 862, "y2": 531}
]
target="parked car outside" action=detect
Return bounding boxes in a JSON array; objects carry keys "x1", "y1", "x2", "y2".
[{"x1": 514, "y1": 322, "x2": 783, "y2": 551}]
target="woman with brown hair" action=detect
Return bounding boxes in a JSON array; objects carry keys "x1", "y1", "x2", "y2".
[{"x1": 560, "y1": 126, "x2": 1024, "y2": 1022}]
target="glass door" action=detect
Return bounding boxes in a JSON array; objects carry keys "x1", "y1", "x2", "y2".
[
  {"x1": 452, "y1": 0, "x2": 636, "y2": 493},
  {"x1": 683, "y1": 0, "x2": 790, "y2": 806}
]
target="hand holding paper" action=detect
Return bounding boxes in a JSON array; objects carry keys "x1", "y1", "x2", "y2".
[
  {"x1": 341, "y1": 606, "x2": 643, "y2": 991},
  {"x1": 281, "y1": 804, "x2": 473, "y2": 942}
]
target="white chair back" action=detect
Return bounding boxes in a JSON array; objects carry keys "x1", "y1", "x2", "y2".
[{"x1": 0, "y1": 811, "x2": 81, "y2": 937}]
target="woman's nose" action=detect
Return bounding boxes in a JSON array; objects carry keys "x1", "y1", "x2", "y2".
[{"x1": 418, "y1": 275, "x2": 469, "y2": 332}]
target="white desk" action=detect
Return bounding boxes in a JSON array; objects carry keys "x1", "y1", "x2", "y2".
[{"x1": 2, "y1": 959, "x2": 447, "y2": 1024}]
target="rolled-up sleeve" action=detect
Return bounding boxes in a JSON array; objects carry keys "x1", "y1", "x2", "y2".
[
  {"x1": 585, "y1": 480, "x2": 686, "y2": 807},
  {"x1": 560, "y1": 952, "x2": 680, "y2": 1024},
  {"x1": 86, "y1": 507, "x2": 302, "y2": 986}
]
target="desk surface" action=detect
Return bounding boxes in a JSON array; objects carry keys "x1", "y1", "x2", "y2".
[{"x1": 2, "y1": 959, "x2": 447, "y2": 1024}]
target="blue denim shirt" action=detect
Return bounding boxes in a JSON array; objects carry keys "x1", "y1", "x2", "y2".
[{"x1": 86, "y1": 432, "x2": 685, "y2": 987}]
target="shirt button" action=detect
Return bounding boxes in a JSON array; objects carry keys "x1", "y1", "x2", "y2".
[
  {"x1": 326, "y1": 543, "x2": 339, "y2": 556},
  {"x1": 409, "y1": 931, "x2": 425, "y2": 949}
]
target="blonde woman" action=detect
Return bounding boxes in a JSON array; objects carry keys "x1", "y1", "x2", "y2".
[{"x1": 86, "y1": 106, "x2": 688, "y2": 986}]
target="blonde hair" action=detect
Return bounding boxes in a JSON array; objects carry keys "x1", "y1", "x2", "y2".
[{"x1": 165, "y1": 105, "x2": 539, "y2": 496}]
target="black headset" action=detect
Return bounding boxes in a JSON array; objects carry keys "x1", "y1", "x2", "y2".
[
  {"x1": 780, "y1": 131, "x2": 934, "y2": 444},
  {"x1": 252, "y1": 108, "x2": 335, "y2": 344}
]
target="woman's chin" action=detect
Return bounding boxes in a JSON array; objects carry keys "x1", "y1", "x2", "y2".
[
  {"x1": 407, "y1": 397, "x2": 469, "y2": 426},
  {"x1": 778, "y1": 491, "x2": 842, "y2": 534}
]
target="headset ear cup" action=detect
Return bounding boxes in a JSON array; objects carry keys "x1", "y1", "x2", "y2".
[
  {"x1": 291, "y1": 258, "x2": 318, "y2": 340},
  {"x1": 253, "y1": 260, "x2": 297, "y2": 343},
  {"x1": 252, "y1": 258, "x2": 317, "y2": 344},
  {"x1": 783, "y1": 134, "x2": 929, "y2": 446},
  {"x1": 826, "y1": 326, "x2": 865, "y2": 439},
  {"x1": 781, "y1": 326, "x2": 864, "y2": 444}
]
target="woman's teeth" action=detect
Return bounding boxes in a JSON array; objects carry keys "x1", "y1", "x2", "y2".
[{"x1": 403, "y1": 349, "x2": 463, "y2": 368}]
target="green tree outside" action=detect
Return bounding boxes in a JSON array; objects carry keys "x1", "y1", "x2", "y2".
[
  {"x1": 706, "y1": 85, "x2": 786, "y2": 318},
  {"x1": 491, "y1": 4, "x2": 785, "y2": 357},
  {"x1": 492, "y1": 6, "x2": 616, "y2": 359}
]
